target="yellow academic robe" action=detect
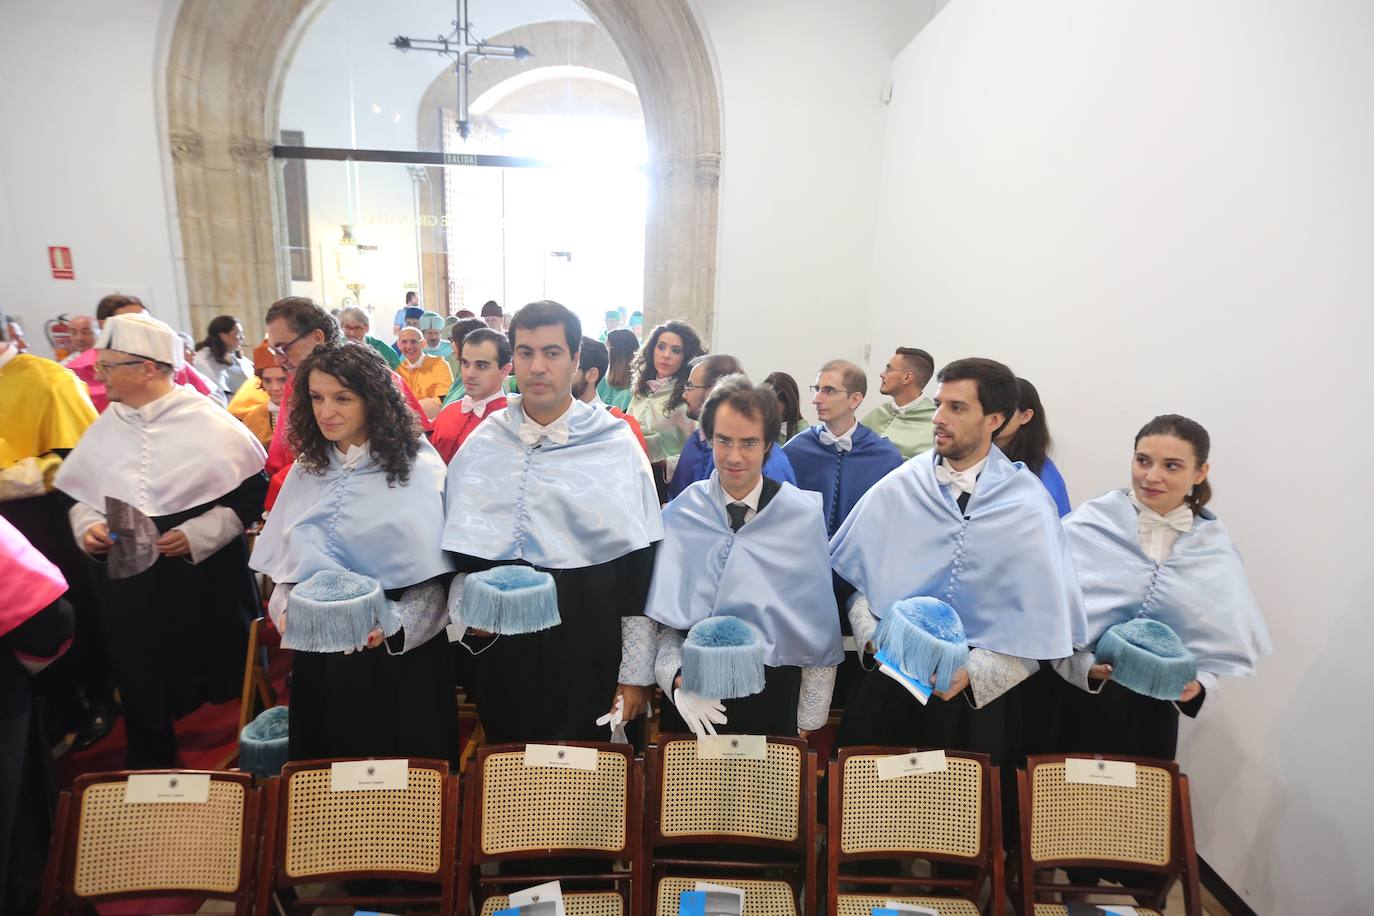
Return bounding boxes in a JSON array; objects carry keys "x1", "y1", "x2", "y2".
[
  {"x1": 0, "y1": 353, "x2": 97, "y2": 469},
  {"x1": 396, "y1": 355, "x2": 453, "y2": 401},
  {"x1": 227, "y1": 375, "x2": 269, "y2": 420}
]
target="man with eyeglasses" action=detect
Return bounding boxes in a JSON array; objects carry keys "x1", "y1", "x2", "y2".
[
  {"x1": 860, "y1": 346, "x2": 937, "y2": 460},
  {"x1": 647, "y1": 374, "x2": 842, "y2": 737},
  {"x1": 54, "y1": 313, "x2": 268, "y2": 767},
  {"x1": 262, "y1": 297, "x2": 431, "y2": 503},
  {"x1": 666, "y1": 354, "x2": 795, "y2": 499}
]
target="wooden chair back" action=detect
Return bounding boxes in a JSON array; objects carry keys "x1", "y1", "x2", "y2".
[
  {"x1": 827, "y1": 746, "x2": 1003, "y2": 915},
  {"x1": 37, "y1": 769, "x2": 260, "y2": 916},
  {"x1": 644, "y1": 734, "x2": 815, "y2": 916},
  {"x1": 255, "y1": 757, "x2": 459, "y2": 914},
  {"x1": 457, "y1": 741, "x2": 641, "y2": 916},
  {"x1": 1017, "y1": 753, "x2": 1201, "y2": 916}
]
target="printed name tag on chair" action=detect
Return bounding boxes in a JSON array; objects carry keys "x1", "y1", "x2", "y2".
[
  {"x1": 1065, "y1": 757, "x2": 1137, "y2": 788},
  {"x1": 331, "y1": 759, "x2": 408, "y2": 791},
  {"x1": 876, "y1": 750, "x2": 947, "y2": 780},
  {"x1": 878, "y1": 902, "x2": 939, "y2": 916},
  {"x1": 124, "y1": 773, "x2": 211, "y2": 804},
  {"x1": 697, "y1": 734, "x2": 767, "y2": 760},
  {"x1": 523, "y1": 744, "x2": 598, "y2": 771}
]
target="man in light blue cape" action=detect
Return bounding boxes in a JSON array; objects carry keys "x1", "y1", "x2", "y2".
[
  {"x1": 442, "y1": 301, "x2": 663, "y2": 745},
  {"x1": 832, "y1": 357, "x2": 1086, "y2": 767},
  {"x1": 648, "y1": 374, "x2": 843, "y2": 737}
]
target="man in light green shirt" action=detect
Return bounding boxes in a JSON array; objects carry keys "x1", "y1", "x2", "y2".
[{"x1": 859, "y1": 347, "x2": 936, "y2": 460}]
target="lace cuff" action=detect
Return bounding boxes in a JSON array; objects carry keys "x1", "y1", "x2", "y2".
[
  {"x1": 618, "y1": 616, "x2": 657, "y2": 686},
  {"x1": 1050, "y1": 649, "x2": 1098, "y2": 692},
  {"x1": 654, "y1": 625, "x2": 685, "y2": 696},
  {"x1": 965, "y1": 649, "x2": 1037, "y2": 708},
  {"x1": 391, "y1": 580, "x2": 448, "y2": 652},
  {"x1": 798, "y1": 666, "x2": 837, "y2": 731},
  {"x1": 847, "y1": 594, "x2": 878, "y2": 653}
]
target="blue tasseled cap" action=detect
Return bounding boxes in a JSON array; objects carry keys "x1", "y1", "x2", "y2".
[
  {"x1": 239, "y1": 705, "x2": 290, "y2": 778},
  {"x1": 873, "y1": 596, "x2": 970, "y2": 693},
  {"x1": 681, "y1": 616, "x2": 765, "y2": 700},
  {"x1": 462, "y1": 566, "x2": 561, "y2": 635},
  {"x1": 285, "y1": 570, "x2": 399, "y2": 653},
  {"x1": 1095, "y1": 618, "x2": 1198, "y2": 701}
]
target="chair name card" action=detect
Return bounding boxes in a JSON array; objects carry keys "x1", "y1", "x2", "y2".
[
  {"x1": 875, "y1": 903, "x2": 939, "y2": 916},
  {"x1": 1064, "y1": 758, "x2": 1137, "y2": 788},
  {"x1": 523, "y1": 744, "x2": 598, "y2": 771},
  {"x1": 693, "y1": 881, "x2": 744, "y2": 915},
  {"x1": 123, "y1": 773, "x2": 211, "y2": 804},
  {"x1": 330, "y1": 759, "x2": 409, "y2": 791},
  {"x1": 505, "y1": 879, "x2": 565, "y2": 916},
  {"x1": 1066, "y1": 905, "x2": 1139, "y2": 916},
  {"x1": 876, "y1": 750, "x2": 948, "y2": 780},
  {"x1": 696, "y1": 734, "x2": 767, "y2": 760}
]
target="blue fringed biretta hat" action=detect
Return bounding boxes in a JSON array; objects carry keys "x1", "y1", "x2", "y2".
[
  {"x1": 1094, "y1": 617, "x2": 1198, "y2": 701},
  {"x1": 873, "y1": 596, "x2": 969, "y2": 693},
  {"x1": 681, "y1": 616, "x2": 765, "y2": 700},
  {"x1": 461, "y1": 566, "x2": 561, "y2": 635},
  {"x1": 285, "y1": 570, "x2": 399, "y2": 652},
  {"x1": 238, "y1": 705, "x2": 289, "y2": 778}
]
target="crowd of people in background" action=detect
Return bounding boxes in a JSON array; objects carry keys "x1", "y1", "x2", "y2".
[{"x1": 0, "y1": 290, "x2": 1271, "y2": 913}]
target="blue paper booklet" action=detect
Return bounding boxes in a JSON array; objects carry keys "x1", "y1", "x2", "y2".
[{"x1": 874, "y1": 648, "x2": 933, "y2": 704}]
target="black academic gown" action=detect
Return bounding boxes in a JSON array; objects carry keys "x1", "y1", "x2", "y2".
[
  {"x1": 448, "y1": 545, "x2": 657, "y2": 745},
  {"x1": 98, "y1": 473, "x2": 266, "y2": 767},
  {"x1": 656, "y1": 479, "x2": 804, "y2": 738},
  {"x1": 1048, "y1": 673, "x2": 1204, "y2": 760}
]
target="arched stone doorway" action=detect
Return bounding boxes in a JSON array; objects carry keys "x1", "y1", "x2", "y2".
[{"x1": 164, "y1": 0, "x2": 721, "y2": 341}]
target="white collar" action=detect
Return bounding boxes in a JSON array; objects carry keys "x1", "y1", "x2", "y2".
[
  {"x1": 403, "y1": 354, "x2": 426, "y2": 369},
  {"x1": 267, "y1": 399, "x2": 280, "y2": 416},
  {"x1": 819, "y1": 417, "x2": 858, "y2": 451},
  {"x1": 936, "y1": 452, "x2": 990, "y2": 496},
  {"x1": 588, "y1": 392, "x2": 607, "y2": 411},
  {"x1": 110, "y1": 386, "x2": 180, "y2": 423},
  {"x1": 462, "y1": 389, "x2": 505, "y2": 416},
  {"x1": 0, "y1": 345, "x2": 17, "y2": 371},
  {"x1": 518, "y1": 399, "x2": 575, "y2": 446},
  {"x1": 334, "y1": 440, "x2": 372, "y2": 471},
  {"x1": 893, "y1": 394, "x2": 929, "y2": 414},
  {"x1": 722, "y1": 474, "x2": 765, "y2": 513}
]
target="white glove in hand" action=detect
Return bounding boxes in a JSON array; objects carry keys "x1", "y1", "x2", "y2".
[
  {"x1": 595, "y1": 695, "x2": 629, "y2": 743},
  {"x1": 673, "y1": 688, "x2": 727, "y2": 737}
]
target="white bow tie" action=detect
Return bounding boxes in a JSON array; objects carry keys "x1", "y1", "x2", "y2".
[
  {"x1": 934, "y1": 462, "x2": 977, "y2": 496},
  {"x1": 1139, "y1": 505, "x2": 1194, "y2": 535},
  {"x1": 461, "y1": 395, "x2": 490, "y2": 417},
  {"x1": 518, "y1": 419, "x2": 570, "y2": 447},
  {"x1": 818, "y1": 428, "x2": 852, "y2": 452}
]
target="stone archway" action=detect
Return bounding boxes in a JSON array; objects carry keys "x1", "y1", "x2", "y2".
[{"x1": 164, "y1": 0, "x2": 721, "y2": 341}]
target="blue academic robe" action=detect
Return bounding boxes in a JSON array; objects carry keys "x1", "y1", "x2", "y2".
[
  {"x1": 647, "y1": 474, "x2": 843, "y2": 668},
  {"x1": 668, "y1": 431, "x2": 796, "y2": 499},
  {"x1": 1037, "y1": 456, "x2": 1072, "y2": 517},
  {"x1": 782, "y1": 423, "x2": 903, "y2": 536},
  {"x1": 830, "y1": 446, "x2": 1086, "y2": 660}
]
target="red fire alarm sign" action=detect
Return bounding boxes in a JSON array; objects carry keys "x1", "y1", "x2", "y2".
[{"x1": 49, "y1": 247, "x2": 74, "y2": 280}]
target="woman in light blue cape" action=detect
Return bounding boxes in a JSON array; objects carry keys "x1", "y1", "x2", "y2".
[{"x1": 1051, "y1": 414, "x2": 1271, "y2": 759}]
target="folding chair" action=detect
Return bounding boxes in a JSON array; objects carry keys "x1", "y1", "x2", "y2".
[
  {"x1": 255, "y1": 757, "x2": 460, "y2": 913},
  {"x1": 1016, "y1": 753, "x2": 1201, "y2": 916},
  {"x1": 38, "y1": 769, "x2": 261, "y2": 916},
  {"x1": 827, "y1": 747, "x2": 1003, "y2": 916},
  {"x1": 457, "y1": 741, "x2": 642, "y2": 916},
  {"x1": 644, "y1": 734, "x2": 815, "y2": 916},
  {"x1": 217, "y1": 615, "x2": 285, "y2": 770}
]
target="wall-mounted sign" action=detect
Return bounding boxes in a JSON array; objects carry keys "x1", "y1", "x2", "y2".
[{"x1": 48, "y1": 247, "x2": 74, "y2": 280}]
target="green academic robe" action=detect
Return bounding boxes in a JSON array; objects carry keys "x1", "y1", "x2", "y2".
[{"x1": 859, "y1": 396, "x2": 935, "y2": 460}]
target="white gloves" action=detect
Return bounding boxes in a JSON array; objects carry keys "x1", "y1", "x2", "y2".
[
  {"x1": 595, "y1": 695, "x2": 630, "y2": 744},
  {"x1": 673, "y1": 688, "x2": 728, "y2": 737}
]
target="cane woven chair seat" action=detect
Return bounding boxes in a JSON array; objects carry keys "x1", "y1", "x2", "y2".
[
  {"x1": 839, "y1": 753, "x2": 983, "y2": 857},
  {"x1": 1028, "y1": 761, "x2": 1172, "y2": 866},
  {"x1": 479, "y1": 891, "x2": 624, "y2": 916},
  {"x1": 835, "y1": 893, "x2": 982, "y2": 916},
  {"x1": 282, "y1": 764, "x2": 444, "y2": 877},
  {"x1": 655, "y1": 877, "x2": 796, "y2": 916},
  {"x1": 72, "y1": 778, "x2": 246, "y2": 897},
  {"x1": 658, "y1": 739, "x2": 801, "y2": 841},
  {"x1": 1033, "y1": 907, "x2": 1162, "y2": 916},
  {"x1": 480, "y1": 749, "x2": 629, "y2": 854}
]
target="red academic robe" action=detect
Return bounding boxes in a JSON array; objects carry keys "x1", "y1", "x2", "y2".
[
  {"x1": 263, "y1": 370, "x2": 432, "y2": 507},
  {"x1": 431, "y1": 395, "x2": 507, "y2": 464}
]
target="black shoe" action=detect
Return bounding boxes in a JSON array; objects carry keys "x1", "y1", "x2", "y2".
[{"x1": 72, "y1": 706, "x2": 114, "y2": 751}]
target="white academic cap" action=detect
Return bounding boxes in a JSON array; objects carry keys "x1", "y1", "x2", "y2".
[{"x1": 96, "y1": 313, "x2": 184, "y2": 369}]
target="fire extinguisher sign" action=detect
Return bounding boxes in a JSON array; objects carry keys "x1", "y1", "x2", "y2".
[{"x1": 49, "y1": 246, "x2": 75, "y2": 280}]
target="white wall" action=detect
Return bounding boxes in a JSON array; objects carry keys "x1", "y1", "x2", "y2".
[
  {"x1": 0, "y1": 0, "x2": 184, "y2": 357},
  {"x1": 866, "y1": 2, "x2": 1374, "y2": 910},
  {"x1": 689, "y1": 0, "x2": 941, "y2": 417}
]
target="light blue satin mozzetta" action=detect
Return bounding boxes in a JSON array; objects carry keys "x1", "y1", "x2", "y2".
[
  {"x1": 1064, "y1": 489, "x2": 1271, "y2": 679},
  {"x1": 647, "y1": 473, "x2": 844, "y2": 668},
  {"x1": 442, "y1": 396, "x2": 663, "y2": 568},
  {"x1": 250, "y1": 438, "x2": 455, "y2": 588},
  {"x1": 830, "y1": 446, "x2": 1087, "y2": 660}
]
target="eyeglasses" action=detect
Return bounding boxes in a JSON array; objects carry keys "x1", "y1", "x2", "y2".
[
  {"x1": 683, "y1": 383, "x2": 706, "y2": 392},
  {"x1": 809, "y1": 385, "x2": 850, "y2": 397},
  {"x1": 93, "y1": 358, "x2": 147, "y2": 376},
  {"x1": 711, "y1": 435, "x2": 764, "y2": 454},
  {"x1": 268, "y1": 330, "x2": 311, "y2": 359}
]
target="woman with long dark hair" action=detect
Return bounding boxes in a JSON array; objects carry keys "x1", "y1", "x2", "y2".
[
  {"x1": 193, "y1": 315, "x2": 253, "y2": 400},
  {"x1": 598, "y1": 327, "x2": 639, "y2": 410},
  {"x1": 1051, "y1": 414, "x2": 1270, "y2": 760},
  {"x1": 763, "y1": 371, "x2": 805, "y2": 445},
  {"x1": 627, "y1": 320, "x2": 703, "y2": 493},
  {"x1": 994, "y1": 377, "x2": 1070, "y2": 515},
  {"x1": 250, "y1": 341, "x2": 458, "y2": 763}
]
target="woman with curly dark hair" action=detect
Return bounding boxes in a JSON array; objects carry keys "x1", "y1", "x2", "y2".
[
  {"x1": 251, "y1": 341, "x2": 458, "y2": 763},
  {"x1": 627, "y1": 320, "x2": 703, "y2": 494}
]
